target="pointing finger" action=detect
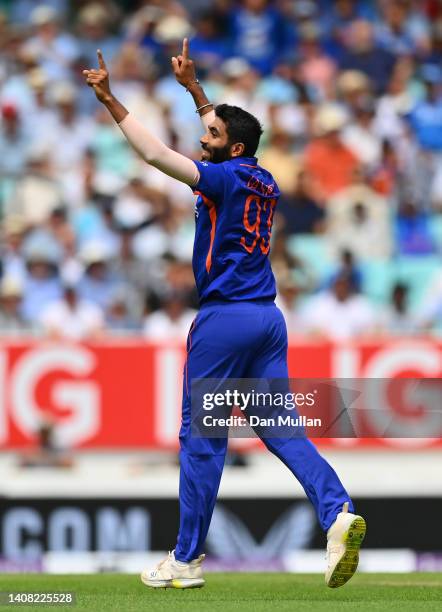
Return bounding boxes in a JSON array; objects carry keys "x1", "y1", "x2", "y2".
[
  {"x1": 182, "y1": 37, "x2": 189, "y2": 59},
  {"x1": 97, "y1": 49, "x2": 106, "y2": 70}
]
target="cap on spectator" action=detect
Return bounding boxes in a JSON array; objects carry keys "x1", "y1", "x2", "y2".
[
  {"x1": 136, "y1": 6, "x2": 163, "y2": 24},
  {"x1": 3, "y1": 215, "x2": 26, "y2": 236},
  {"x1": 23, "y1": 229, "x2": 62, "y2": 263},
  {"x1": 26, "y1": 142, "x2": 51, "y2": 164},
  {"x1": 1, "y1": 103, "x2": 18, "y2": 120},
  {"x1": 78, "y1": 3, "x2": 109, "y2": 26},
  {"x1": 0, "y1": 277, "x2": 23, "y2": 298},
  {"x1": 79, "y1": 240, "x2": 113, "y2": 265},
  {"x1": 27, "y1": 68, "x2": 48, "y2": 90},
  {"x1": 314, "y1": 103, "x2": 348, "y2": 135},
  {"x1": 24, "y1": 246, "x2": 58, "y2": 264},
  {"x1": 114, "y1": 199, "x2": 149, "y2": 229},
  {"x1": 221, "y1": 57, "x2": 251, "y2": 79},
  {"x1": 92, "y1": 170, "x2": 127, "y2": 196},
  {"x1": 51, "y1": 81, "x2": 76, "y2": 105},
  {"x1": 18, "y1": 45, "x2": 40, "y2": 67},
  {"x1": 154, "y1": 16, "x2": 193, "y2": 43},
  {"x1": 337, "y1": 70, "x2": 370, "y2": 94},
  {"x1": 31, "y1": 5, "x2": 58, "y2": 26},
  {"x1": 299, "y1": 21, "x2": 320, "y2": 41},
  {"x1": 293, "y1": 0, "x2": 317, "y2": 18}
]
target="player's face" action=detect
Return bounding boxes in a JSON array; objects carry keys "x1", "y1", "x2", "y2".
[{"x1": 200, "y1": 118, "x2": 232, "y2": 164}]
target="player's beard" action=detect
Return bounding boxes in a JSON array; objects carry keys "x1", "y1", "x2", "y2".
[{"x1": 201, "y1": 144, "x2": 231, "y2": 164}]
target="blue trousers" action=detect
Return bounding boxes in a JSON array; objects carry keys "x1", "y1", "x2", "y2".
[{"x1": 175, "y1": 300, "x2": 353, "y2": 562}]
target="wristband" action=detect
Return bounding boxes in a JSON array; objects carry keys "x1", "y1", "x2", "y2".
[{"x1": 195, "y1": 103, "x2": 214, "y2": 114}]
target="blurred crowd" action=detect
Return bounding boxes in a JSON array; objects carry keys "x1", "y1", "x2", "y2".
[{"x1": 0, "y1": 0, "x2": 442, "y2": 342}]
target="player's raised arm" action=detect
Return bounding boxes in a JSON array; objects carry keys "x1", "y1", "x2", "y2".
[
  {"x1": 82, "y1": 50, "x2": 199, "y2": 186},
  {"x1": 171, "y1": 38, "x2": 216, "y2": 130}
]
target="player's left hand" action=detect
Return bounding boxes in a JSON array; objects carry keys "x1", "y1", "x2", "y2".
[{"x1": 171, "y1": 38, "x2": 198, "y2": 89}]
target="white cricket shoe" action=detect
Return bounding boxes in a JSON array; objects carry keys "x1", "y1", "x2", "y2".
[
  {"x1": 325, "y1": 502, "x2": 366, "y2": 588},
  {"x1": 141, "y1": 551, "x2": 205, "y2": 589}
]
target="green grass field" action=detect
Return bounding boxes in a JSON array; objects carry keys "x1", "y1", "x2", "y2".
[{"x1": 0, "y1": 573, "x2": 441, "y2": 612}]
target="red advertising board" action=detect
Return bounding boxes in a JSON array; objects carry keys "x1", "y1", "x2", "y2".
[{"x1": 0, "y1": 338, "x2": 440, "y2": 450}]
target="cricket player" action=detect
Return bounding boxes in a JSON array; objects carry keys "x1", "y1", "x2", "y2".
[{"x1": 83, "y1": 40, "x2": 366, "y2": 590}]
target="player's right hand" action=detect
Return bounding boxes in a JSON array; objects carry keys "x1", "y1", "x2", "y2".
[
  {"x1": 82, "y1": 50, "x2": 112, "y2": 103},
  {"x1": 171, "y1": 38, "x2": 198, "y2": 89}
]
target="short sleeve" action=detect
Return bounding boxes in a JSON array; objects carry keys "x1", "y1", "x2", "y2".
[{"x1": 192, "y1": 160, "x2": 229, "y2": 202}]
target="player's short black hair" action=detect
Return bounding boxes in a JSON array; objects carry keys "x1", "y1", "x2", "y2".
[{"x1": 215, "y1": 104, "x2": 263, "y2": 157}]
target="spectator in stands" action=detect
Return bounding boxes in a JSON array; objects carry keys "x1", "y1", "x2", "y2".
[
  {"x1": 370, "y1": 139, "x2": 403, "y2": 200},
  {"x1": 228, "y1": 0, "x2": 291, "y2": 76},
  {"x1": 47, "y1": 81, "x2": 96, "y2": 195},
  {"x1": 39, "y1": 282, "x2": 104, "y2": 340},
  {"x1": 326, "y1": 168, "x2": 392, "y2": 259},
  {"x1": 0, "y1": 276, "x2": 32, "y2": 334},
  {"x1": 270, "y1": 233, "x2": 314, "y2": 292},
  {"x1": 300, "y1": 272, "x2": 376, "y2": 341},
  {"x1": 339, "y1": 20, "x2": 396, "y2": 93},
  {"x1": 19, "y1": 415, "x2": 74, "y2": 469},
  {"x1": 407, "y1": 66, "x2": 442, "y2": 209},
  {"x1": 109, "y1": 226, "x2": 154, "y2": 311},
  {"x1": 4, "y1": 145, "x2": 63, "y2": 225},
  {"x1": 21, "y1": 232, "x2": 62, "y2": 323},
  {"x1": 1, "y1": 215, "x2": 27, "y2": 283},
  {"x1": 321, "y1": 0, "x2": 371, "y2": 57},
  {"x1": 188, "y1": 11, "x2": 230, "y2": 75},
  {"x1": 9, "y1": 0, "x2": 69, "y2": 26},
  {"x1": 46, "y1": 206, "x2": 76, "y2": 256},
  {"x1": 143, "y1": 291, "x2": 196, "y2": 340},
  {"x1": 336, "y1": 69, "x2": 372, "y2": 114},
  {"x1": 105, "y1": 289, "x2": 141, "y2": 333},
  {"x1": 219, "y1": 58, "x2": 269, "y2": 127},
  {"x1": 259, "y1": 128, "x2": 301, "y2": 195},
  {"x1": 22, "y1": 5, "x2": 79, "y2": 80},
  {"x1": 408, "y1": 66, "x2": 442, "y2": 152},
  {"x1": 378, "y1": 281, "x2": 418, "y2": 335},
  {"x1": 303, "y1": 103, "x2": 360, "y2": 201},
  {"x1": 76, "y1": 2, "x2": 121, "y2": 67},
  {"x1": 76, "y1": 240, "x2": 121, "y2": 311},
  {"x1": 297, "y1": 21, "x2": 337, "y2": 101},
  {"x1": 395, "y1": 200, "x2": 435, "y2": 255},
  {"x1": 342, "y1": 95, "x2": 382, "y2": 169},
  {"x1": 275, "y1": 170, "x2": 325, "y2": 235},
  {"x1": 26, "y1": 68, "x2": 57, "y2": 143},
  {"x1": 375, "y1": 0, "x2": 431, "y2": 57},
  {"x1": 275, "y1": 275, "x2": 306, "y2": 336},
  {"x1": 133, "y1": 202, "x2": 194, "y2": 262},
  {"x1": 90, "y1": 105, "x2": 134, "y2": 180},
  {"x1": 163, "y1": 257, "x2": 199, "y2": 309},
  {"x1": 372, "y1": 57, "x2": 414, "y2": 146},
  {"x1": 0, "y1": 103, "x2": 30, "y2": 177},
  {"x1": 325, "y1": 249, "x2": 363, "y2": 294}
]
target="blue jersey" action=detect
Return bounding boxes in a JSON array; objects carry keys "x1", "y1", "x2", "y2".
[{"x1": 191, "y1": 156, "x2": 280, "y2": 304}]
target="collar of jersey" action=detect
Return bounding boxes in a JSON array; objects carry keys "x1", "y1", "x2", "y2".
[{"x1": 230, "y1": 156, "x2": 258, "y2": 165}]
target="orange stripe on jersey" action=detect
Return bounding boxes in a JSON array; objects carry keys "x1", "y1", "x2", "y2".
[
  {"x1": 195, "y1": 191, "x2": 217, "y2": 273},
  {"x1": 240, "y1": 164, "x2": 258, "y2": 168}
]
